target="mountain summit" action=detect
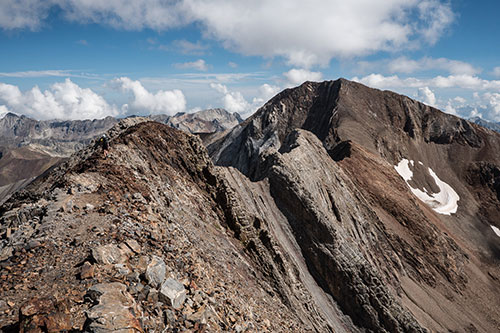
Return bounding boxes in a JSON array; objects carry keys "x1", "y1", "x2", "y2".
[
  {"x1": 0, "y1": 79, "x2": 499, "y2": 332},
  {"x1": 209, "y1": 78, "x2": 500, "y2": 331}
]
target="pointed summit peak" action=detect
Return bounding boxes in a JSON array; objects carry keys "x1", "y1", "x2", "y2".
[{"x1": 4, "y1": 112, "x2": 20, "y2": 118}]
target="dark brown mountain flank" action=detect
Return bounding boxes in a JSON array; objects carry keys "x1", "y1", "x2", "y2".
[
  {"x1": 210, "y1": 79, "x2": 500, "y2": 332},
  {"x1": 0, "y1": 79, "x2": 499, "y2": 332}
]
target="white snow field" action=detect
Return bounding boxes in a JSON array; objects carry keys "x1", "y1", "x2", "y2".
[{"x1": 394, "y1": 159, "x2": 459, "y2": 215}]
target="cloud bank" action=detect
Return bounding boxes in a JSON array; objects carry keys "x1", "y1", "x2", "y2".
[
  {"x1": 210, "y1": 82, "x2": 280, "y2": 117},
  {"x1": 113, "y1": 77, "x2": 186, "y2": 116},
  {"x1": 0, "y1": 78, "x2": 118, "y2": 120},
  {"x1": 0, "y1": 78, "x2": 190, "y2": 120},
  {"x1": 283, "y1": 69, "x2": 323, "y2": 86},
  {"x1": 0, "y1": 0, "x2": 455, "y2": 67}
]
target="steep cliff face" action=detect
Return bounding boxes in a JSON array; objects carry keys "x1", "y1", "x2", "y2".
[{"x1": 210, "y1": 79, "x2": 500, "y2": 332}]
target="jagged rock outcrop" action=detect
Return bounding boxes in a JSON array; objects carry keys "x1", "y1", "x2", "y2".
[{"x1": 0, "y1": 121, "x2": 317, "y2": 332}]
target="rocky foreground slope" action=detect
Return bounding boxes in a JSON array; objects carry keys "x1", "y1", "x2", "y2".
[{"x1": 0, "y1": 79, "x2": 499, "y2": 332}]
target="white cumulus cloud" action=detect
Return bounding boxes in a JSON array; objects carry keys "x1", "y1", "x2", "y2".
[
  {"x1": 184, "y1": 0, "x2": 454, "y2": 67},
  {"x1": 0, "y1": 105, "x2": 11, "y2": 118},
  {"x1": 210, "y1": 82, "x2": 281, "y2": 118},
  {"x1": 283, "y1": 69, "x2": 323, "y2": 86},
  {"x1": 0, "y1": 0, "x2": 51, "y2": 30},
  {"x1": 417, "y1": 87, "x2": 437, "y2": 106},
  {"x1": 1, "y1": 0, "x2": 455, "y2": 67},
  {"x1": 0, "y1": 79, "x2": 118, "y2": 120},
  {"x1": 444, "y1": 93, "x2": 500, "y2": 122},
  {"x1": 210, "y1": 83, "x2": 247, "y2": 114},
  {"x1": 57, "y1": 0, "x2": 187, "y2": 30},
  {"x1": 114, "y1": 77, "x2": 186, "y2": 115}
]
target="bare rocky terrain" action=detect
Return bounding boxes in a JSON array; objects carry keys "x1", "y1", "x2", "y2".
[
  {"x1": 0, "y1": 109, "x2": 240, "y2": 205},
  {"x1": 0, "y1": 79, "x2": 499, "y2": 332}
]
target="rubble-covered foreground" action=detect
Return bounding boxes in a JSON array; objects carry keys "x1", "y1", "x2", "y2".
[{"x1": 0, "y1": 121, "x2": 309, "y2": 332}]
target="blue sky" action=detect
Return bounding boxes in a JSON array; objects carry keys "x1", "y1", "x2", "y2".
[{"x1": 0, "y1": 0, "x2": 499, "y2": 122}]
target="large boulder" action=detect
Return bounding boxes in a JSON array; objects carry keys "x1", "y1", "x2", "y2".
[{"x1": 85, "y1": 282, "x2": 142, "y2": 333}]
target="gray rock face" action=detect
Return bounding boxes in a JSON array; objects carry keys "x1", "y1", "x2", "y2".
[
  {"x1": 145, "y1": 255, "x2": 166, "y2": 288},
  {"x1": 153, "y1": 108, "x2": 242, "y2": 134},
  {"x1": 0, "y1": 109, "x2": 241, "y2": 203},
  {"x1": 0, "y1": 113, "x2": 118, "y2": 157},
  {"x1": 92, "y1": 244, "x2": 130, "y2": 265},
  {"x1": 85, "y1": 283, "x2": 142, "y2": 332},
  {"x1": 159, "y1": 278, "x2": 187, "y2": 309},
  {"x1": 0, "y1": 121, "x2": 315, "y2": 332}
]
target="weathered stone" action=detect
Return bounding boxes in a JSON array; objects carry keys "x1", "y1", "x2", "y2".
[
  {"x1": 114, "y1": 263, "x2": 131, "y2": 276},
  {"x1": 186, "y1": 305, "x2": 207, "y2": 324},
  {"x1": 85, "y1": 282, "x2": 142, "y2": 332},
  {"x1": 19, "y1": 297, "x2": 72, "y2": 333},
  {"x1": 145, "y1": 255, "x2": 166, "y2": 288},
  {"x1": 159, "y1": 278, "x2": 187, "y2": 309},
  {"x1": 0, "y1": 300, "x2": 8, "y2": 313},
  {"x1": 132, "y1": 192, "x2": 146, "y2": 203},
  {"x1": 91, "y1": 244, "x2": 129, "y2": 265},
  {"x1": 164, "y1": 309, "x2": 175, "y2": 326},
  {"x1": 124, "y1": 239, "x2": 141, "y2": 253},
  {"x1": 25, "y1": 240, "x2": 42, "y2": 250},
  {"x1": 147, "y1": 288, "x2": 159, "y2": 303},
  {"x1": 0, "y1": 246, "x2": 13, "y2": 261},
  {"x1": 80, "y1": 261, "x2": 95, "y2": 279}
]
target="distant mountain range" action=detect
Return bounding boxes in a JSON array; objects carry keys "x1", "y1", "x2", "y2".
[
  {"x1": 0, "y1": 109, "x2": 241, "y2": 203},
  {"x1": 469, "y1": 116, "x2": 500, "y2": 133}
]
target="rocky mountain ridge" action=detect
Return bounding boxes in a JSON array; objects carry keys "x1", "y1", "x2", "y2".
[
  {"x1": 0, "y1": 79, "x2": 499, "y2": 332},
  {"x1": 0, "y1": 109, "x2": 240, "y2": 204}
]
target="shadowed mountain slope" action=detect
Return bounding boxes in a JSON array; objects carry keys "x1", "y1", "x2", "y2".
[{"x1": 209, "y1": 79, "x2": 500, "y2": 332}]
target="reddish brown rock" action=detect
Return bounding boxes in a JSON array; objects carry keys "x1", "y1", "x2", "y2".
[{"x1": 19, "y1": 297, "x2": 72, "y2": 333}]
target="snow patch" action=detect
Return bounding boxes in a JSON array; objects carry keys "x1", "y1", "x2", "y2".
[
  {"x1": 394, "y1": 159, "x2": 413, "y2": 182},
  {"x1": 491, "y1": 225, "x2": 500, "y2": 238},
  {"x1": 394, "y1": 159, "x2": 459, "y2": 215}
]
